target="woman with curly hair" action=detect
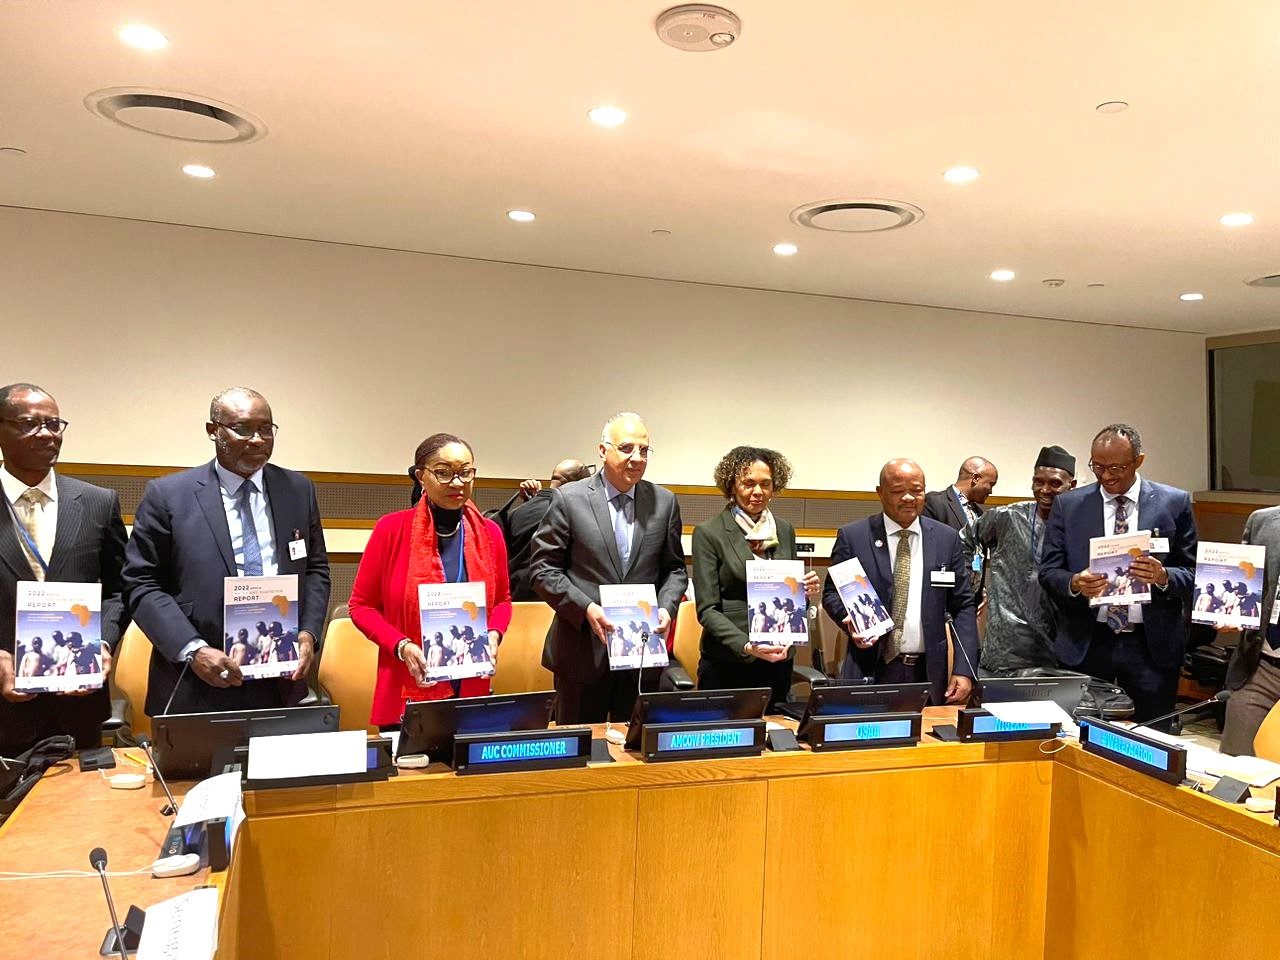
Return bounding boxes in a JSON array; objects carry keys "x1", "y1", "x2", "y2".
[{"x1": 691, "y1": 446, "x2": 820, "y2": 708}]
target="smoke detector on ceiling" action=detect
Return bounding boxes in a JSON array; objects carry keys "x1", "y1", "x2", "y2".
[
  {"x1": 84, "y1": 88, "x2": 266, "y2": 143},
  {"x1": 656, "y1": 5, "x2": 741, "y2": 52},
  {"x1": 790, "y1": 200, "x2": 924, "y2": 233},
  {"x1": 1246, "y1": 274, "x2": 1280, "y2": 288}
]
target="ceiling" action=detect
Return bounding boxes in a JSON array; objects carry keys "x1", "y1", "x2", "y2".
[{"x1": 2, "y1": 0, "x2": 1278, "y2": 335}]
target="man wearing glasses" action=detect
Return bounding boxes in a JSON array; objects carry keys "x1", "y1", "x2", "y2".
[
  {"x1": 122, "y1": 387, "x2": 330, "y2": 715},
  {"x1": 530, "y1": 413, "x2": 687, "y2": 723},
  {"x1": 0, "y1": 383, "x2": 127, "y2": 755},
  {"x1": 1039, "y1": 423, "x2": 1197, "y2": 727}
]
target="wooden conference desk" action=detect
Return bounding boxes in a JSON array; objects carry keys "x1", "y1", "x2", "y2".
[{"x1": 5, "y1": 712, "x2": 1280, "y2": 960}]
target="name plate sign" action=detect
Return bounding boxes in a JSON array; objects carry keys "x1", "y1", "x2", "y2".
[
  {"x1": 957, "y1": 708, "x2": 1060, "y2": 742},
  {"x1": 1079, "y1": 718, "x2": 1187, "y2": 785},
  {"x1": 806, "y1": 712, "x2": 922, "y2": 752},
  {"x1": 452, "y1": 727, "x2": 593, "y2": 776},
  {"x1": 640, "y1": 719, "x2": 766, "y2": 762}
]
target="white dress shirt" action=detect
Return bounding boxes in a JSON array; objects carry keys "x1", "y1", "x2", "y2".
[
  {"x1": 882, "y1": 513, "x2": 924, "y2": 654},
  {"x1": 214, "y1": 461, "x2": 278, "y2": 577},
  {"x1": 1099, "y1": 475, "x2": 1144, "y2": 625},
  {"x1": 1, "y1": 465, "x2": 58, "y2": 562}
]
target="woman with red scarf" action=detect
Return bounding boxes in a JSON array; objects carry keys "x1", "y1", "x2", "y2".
[{"x1": 349, "y1": 433, "x2": 513, "y2": 728}]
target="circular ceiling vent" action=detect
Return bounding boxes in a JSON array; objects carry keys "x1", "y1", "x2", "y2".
[
  {"x1": 790, "y1": 199, "x2": 924, "y2": 233},
  {"x1": 84, "y1": 88, "x2": 266, "y2": 143},
  {"x1": 1246, "y1": 274, "x2": 1280, "y2": 288},
  {"x1": 656, "y1": 5, "x2": 741, "y2": 52}
]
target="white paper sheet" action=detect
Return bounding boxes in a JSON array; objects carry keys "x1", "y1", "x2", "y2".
[
  {"x1": 136, "y1": 887, "x2": 219, "y2": 960},
  {"x1": 982, "y1": 700, "x2": 1075, "y2": 728},
  {"x1": 173, "y1": 772, "x2": 243, "y2": 828},
  {"x1": 247, "y1": 729, "x2": 368, "y2": 781}
]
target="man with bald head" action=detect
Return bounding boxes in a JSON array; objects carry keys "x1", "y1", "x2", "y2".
[
  {"x1": 123, "y1": 387, "x2": 330, "y2": 716},
  {"x1": 924, "y1": 457, "x2": 998, "y2": 533},
  {"x1": 822, "y1": 459, "x2": 978, "y2": 704},
  {"x1": 531, "y1": 414, "x2": 687, "y2": 723},
  {"x1": 505, "y1": 459, "x2": 594, "y2": 601}
]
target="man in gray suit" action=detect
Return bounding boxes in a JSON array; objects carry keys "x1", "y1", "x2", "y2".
[
  {"x1": 1222, "y1": 505, "x2": 1280, "y2": 755},
  {"x1": 0, "y1": 383, "x2": 127, "y2": 754},
  {"x1": 530, "y1": 412, "x2": 687, "y2": 723}
]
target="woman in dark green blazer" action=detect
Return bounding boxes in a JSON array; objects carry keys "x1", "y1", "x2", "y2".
[{"x1": 692, "y1": 446, "x2": 820, "y2": 708}]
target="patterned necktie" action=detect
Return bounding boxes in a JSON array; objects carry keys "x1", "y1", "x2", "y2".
[
  {"x1": 884, "y1": 530, "x2": 912, "y2": 662},
  {"x1": 1106, "y1": 496, "x2": 1131, "y2": 632},
  {"x1": 236, "y1": 481, "x2": 264, "y2": 577},
  {"x1": 14, "y1": 489, "x2": 47, "y2": 581},
  {"x1": 612, "y1": 493, "x2": 632, "y2": 572}
]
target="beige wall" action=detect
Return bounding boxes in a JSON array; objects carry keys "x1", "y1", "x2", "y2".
[{"x1": 0, "y1": 206, "x2": 1208, "y2": 495}]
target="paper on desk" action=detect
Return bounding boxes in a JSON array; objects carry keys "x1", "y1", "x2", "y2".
[
  {"x1": 173, "y1": 772, "x2": 242, "y2": 828},
  {"x1": 136, "y1": 886, "x2": 219, "y2": 960},
  {"x1": 247, "y1": 729, "x2": 367, "y2": 781},
  {"x1": 983, "y1": 700, "x2": 1075, "y2": 729},
  {"x1": 1126, "y1": 726, "x2": 1280, "y2": 785}
]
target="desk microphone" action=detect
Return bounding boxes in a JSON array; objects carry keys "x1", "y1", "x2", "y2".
[
  {"x1": 136, "y1": 734, "x2": 179, "y2": 817},
  {"x1": 90, "y1": 847, "x2": 129, "y2": 960},
  {"x1": 1132, "y1": 689, "x2": 1230, "y2": 732}
]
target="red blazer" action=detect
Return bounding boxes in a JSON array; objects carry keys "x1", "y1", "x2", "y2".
[{"x1": 349, "y1": 509, "x2": 513, "y2": 726}]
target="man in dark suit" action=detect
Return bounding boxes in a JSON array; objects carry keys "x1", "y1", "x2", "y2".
[
  {"x1": 530, "y1": 413, "x2": 687, "y2": 723},
  {"x1": 505, "y1": 459, "x2": 593, "y2": 601},
  {"x1": 122, "y1": 387, "x2": 330, "y2": 716},
  {"x1": 1219, "y1": 505, "x2": 1280, "y2": 754},
  {"x1": 1039, "y1": 423, "x2": 1197, "y2": 724},
  {"x1": 0, "y1": 383, "x2": 127, "y2": 754},
  {"x1": 923, "y1": 456, "x2": 998, "y2": 533},
  {"x1": 821, "y1": 459, "x2": 978, "y2": 705}
]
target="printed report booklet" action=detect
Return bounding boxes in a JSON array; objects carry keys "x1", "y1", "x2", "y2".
[{"x1": 600, "y1": 583, "x2": 668, "y2": 670}]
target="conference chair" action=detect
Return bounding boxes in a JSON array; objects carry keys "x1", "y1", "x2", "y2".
[
  {"x1": 316, "y1": 618, "x2": 379, "y2": 733},
  {"x1": 1252, "y1": 700, "x2": 1280, "y2": 764},
  {"x1": 491, "y1": 601, "x2": 555, "y2": 695},
  {"x1": 659, "y1": 600, "x2": 701, "y2": 690},
  {"x1": 112, "y1": 622, "x2": 153, "y2": 740}
]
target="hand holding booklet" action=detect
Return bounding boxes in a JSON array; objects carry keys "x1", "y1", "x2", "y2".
[
  {"x1": 1087, "y1": 531, "x2": 1153, "y2": 607},
  {"x1": 14, "y1": 582, "x2": 105, "y2": 693},
  {"x1": 223, "y1": 575, "x2": 301, "y2": 679},
  {"x1": 417, "y1": 581, "x2": 495, "y2": 681},
  {"x1": 1191, "y1": 541, "x2": 1265, "y2": 629},
  {"x1": 746, "y1": 559, "x2": 809, "y2": 646},
  {"x1": 827, "y1": 557, "x2": 894, "y2": 640},
  {"x1": 600, "y1": 583, "x2": 668, "y2": 670}
]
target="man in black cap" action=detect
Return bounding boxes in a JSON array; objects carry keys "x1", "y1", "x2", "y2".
[{"x1": 963, "y1": 445, "x2": 1076, "y2": 675}]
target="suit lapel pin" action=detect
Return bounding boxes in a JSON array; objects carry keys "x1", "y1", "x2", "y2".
[{"x1": 874, "y1": 539, "x2": 883, "y2": 548}]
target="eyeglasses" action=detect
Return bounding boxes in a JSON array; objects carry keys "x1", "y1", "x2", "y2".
[
  {"x1": 425, "y1": 467, "x2": 476, "y2": 484},
  {"x1": 1088, "y1": 459, "x2": 1136, "y2": 477},
  {"x1": 214, "y1": 421, "x2": 279, "y2": 440},
  {"x1": 1, "y1": 417, "x2": 69, "y2": 437},
  {"x1": 603, "y1": 441, "x2": 653, "y2": 459}
]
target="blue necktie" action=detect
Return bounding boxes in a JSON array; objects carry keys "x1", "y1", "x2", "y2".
[
  {"x1": 237, "y1": 481, "x2": 264, "y2": 577},
  {"x1": 612, "y1": 493, "x2": 632, "y2": 571}
]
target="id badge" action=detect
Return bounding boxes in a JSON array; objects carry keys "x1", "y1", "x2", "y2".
[
  {"x1": 931, "y1": 569, "x2": 956, "y2": 587},
  {"x1": 288, "y1": 538, "x2": 307, "y2": 561}
]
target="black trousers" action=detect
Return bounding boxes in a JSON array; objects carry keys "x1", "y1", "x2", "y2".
[
  {"x1": 875, "y1": 654, "x2": 929, "y2": 686},
  {"x1": 697, "y1": 655, "x2": 793, "y2": 711},
  {"x1": 554, "y1": 668, "x2": 659, "y2": 724},
  {"x1": 1079, "y1": 623, "x2": 1180, "y2": 726}
]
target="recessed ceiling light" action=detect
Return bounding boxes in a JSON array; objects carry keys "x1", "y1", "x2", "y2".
[
  {"x1": 651, "y1": 228, "x2": 671, "y2": 237},
  {"x1": 990, "y1": 269, "x2": 1015, "y2": 282},
  {"x1": 1220, "y1": 212, "x2": 1254, "y2": 227},
  {"x1": 1095, "y1": 100, "x2": 1129, "y2": 114},
  {"x1": 1086, "y1": 282, "x2": 1105, "y2": 288},
  {"x1": 943, "y1": 166, "x2": 980, "y2": 184},
  {"x1": 181, "y1": 163, "x2": 216, "y2": 179},
  {"x1": 772, "y1": 242, "x2": 798, "y2": 256},
  {"x1": 588, "y1": 105, "x2": 627, "y2": 128},
  {"x1": 0, "y1": 146, "x2": 27, "y2": 158},
  {"x1": 507, "y1": 209, "x2": 536, "y2": 223},
  {"x1": 118, "y1": 24, "x2": 169, "y2": 51},
  {"x1": 1179, "y1": 292, "x2": 1204, "y2": 302}
]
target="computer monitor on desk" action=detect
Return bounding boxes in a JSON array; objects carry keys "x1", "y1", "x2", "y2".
[
  {"x1": 976, "y1": 676, "x2": 1087, "y2": 717},
  {"x1": 397, "y1": 691, "x2": 556, "y2": 763},
  {"x1": 151, "y1": 704, "x2": 340, "y2": 779},
  {"x1": 796, "y1": 683, "x2": 930, "y2": 739},
  {"x1": 623, "y1": 687, "x2": 769, "y2": 751}
]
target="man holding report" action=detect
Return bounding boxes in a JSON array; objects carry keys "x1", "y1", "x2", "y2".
[
  {"x1": 530, "y1": 412, "x2": 687, "y2": 724},
  {"x1": 122, "y1": 387, "x2": 329, "y2": 716},
  {"x1": 0, "y1": 383, "x2": 127, "y2": 754},
  {"x1": 1039, "y1": 423, "x2": 1196, "y2": 724},
  {"x1": 821, "y1": 459, "x2": 978, "y2": 705}
]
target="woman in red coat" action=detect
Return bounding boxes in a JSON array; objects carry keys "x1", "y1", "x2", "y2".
[{"x1": 349, "y1": 433, "x2": 513, "y2": 727}]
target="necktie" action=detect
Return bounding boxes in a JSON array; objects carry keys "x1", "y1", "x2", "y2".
[
  {"x1": 14, "y1": 489, "x2": 47, "y2": 581},
  {"x1": 1106, "y1": 496, "x2": 1131, "y2": 632},
  {"x1": 612, "y1": 493, "x2": 632, "y2": 572},
  {"x1": 884, "y1": 530, "x2": 912, "y2": 662},
  {"x1": 237, "y1": 481, "x2": 264, "y2": 577}
]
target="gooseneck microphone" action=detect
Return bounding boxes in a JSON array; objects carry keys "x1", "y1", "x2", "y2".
[
  {"x1": 1134, "y1": 689, "x2": 1231, "y2": 732},
  {"x1": 136, "y1": 734, "x2": 179, "y2": 817},
  {"x1": 90, "y1": 847, "x2": 129, "y2": 960}
]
